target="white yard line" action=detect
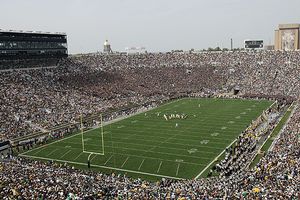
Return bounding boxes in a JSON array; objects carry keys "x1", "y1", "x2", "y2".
[
  {"x1": 32, "y1": 148, "x2": 45, "y2": 156},
  {"x1": 60, "y1": 150, "x2": 72, "y2": 159},
  {"x1": 19, "y1": 154, "x2": 183, "y2": 180},
  {"x1": 104, "y1": 155, "x2": 113, "y2": 165},
  {"x1": 176, "y1": 163, "x2": 181, "y2": 176},
  {"x1": 157, "y1": 161, "x2": 163, "y2": 173},
  {"x1": 81, "y1": 137, "x2": 224, "y2": 150},
  {"x1": 138, "y1": 159, "x2": 145, "y2": 170},
  {"x1": 46, "y1": 149, "x2": 58, "y2": 157},
  {"x1": 90, "y1": 154, "x2": 98, "y2": 162},
  {"x1": 121, "y1": 156, "x2": 129, "y2": 168},
  {"x1": 74, "y1": 152, "x2": 83, "y2": 161}
]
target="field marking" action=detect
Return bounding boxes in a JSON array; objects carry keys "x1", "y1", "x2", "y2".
[
  {"x1": 19, "y1": 154, "x2": 183, "y2": 180},
  {"x1": 56, "y1": 140, "x2": 220, "y2": 159},
  {"x1": 109, "y1": 122, "x2": 245, "y2": 131},
  {"x1": 90, "y1": 154, "x2": 97, "y2": 162},
  {"x1": 121, "y1": 156, "x2": 129, "y2": 168},
  {"x1": 176, "y1": 163, "x2": 180, "y2": 176},
  {"x1": 85, "y1": 131, "x2": 233, "y2": 143},
  {"x1": 187, "y1": 148, "x2": 198, "y2": 154},
  {"x1": 210, "y1": 133, "x2": 219, "y2": 137},
  {"x1": 46, "y1": 149, "x2": 58, "y2": 157},
  {"x1": 74, "y1": 152, "x2": 83, "y2": 160},
  {"x1": 104, "y1": 155, "x2": 113, "y2": 165},
  {"x1": 32, "y1": 148, "x2": 45, "y2": 156},
  {"x1": 60, "y1": 150, "x2": 72, "y2": 159},
  {"x1": 157, "y1": 161, "x2": 163, "y2": 173},
  {"x1": 138, "y1": 159, "x2": 145, "y2": 170},
  {"x1": 28, "y1": 144, "x2": 207, "y2": 166}
]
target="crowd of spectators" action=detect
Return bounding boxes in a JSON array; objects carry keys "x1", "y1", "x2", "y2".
[
  {"x1": 2, "y1": 51, "x2": 300, "y2": 141},
  {"x1": 0, "y1": 50, "x2": 300, "y2": 199}
]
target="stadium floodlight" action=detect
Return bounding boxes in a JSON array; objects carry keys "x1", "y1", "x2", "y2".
[{"x1": 81, "y1": 114, "x2": 105, "y2": 156}]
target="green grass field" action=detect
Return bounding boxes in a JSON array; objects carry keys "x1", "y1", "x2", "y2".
[{"x1": 20, "y1": 98, "x2": 272, "y2": 180}]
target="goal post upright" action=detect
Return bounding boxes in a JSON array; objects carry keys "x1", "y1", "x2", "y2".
[
  {"x1": 81, "y1": 113, "x2": 85, "y2": 152},
  {"x1": 100, "y1": 114, "x2": 105, "y2": 155},
  {"x1": 81, "y1": 113, "x2": 105, "y2": 156}
]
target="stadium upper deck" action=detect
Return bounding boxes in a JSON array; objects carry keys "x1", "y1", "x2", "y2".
[{"x1": 0, "y1": 29, "x2": 67, "y2": 60}]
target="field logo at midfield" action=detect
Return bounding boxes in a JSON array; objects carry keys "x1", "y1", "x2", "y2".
[
  {"x1": 200, "y1": 140, "x2": 209, "y2": 144},
  {"x1": 211, "y1": 132, "x2": 219, "y2": 137},
  {"x1": 187, "y1": 148, "x2": 198, "y2": 154}
]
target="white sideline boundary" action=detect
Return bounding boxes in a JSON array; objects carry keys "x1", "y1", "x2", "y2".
[{"x1": 18, "y1": 153, "x2": 184, "y2": 180}]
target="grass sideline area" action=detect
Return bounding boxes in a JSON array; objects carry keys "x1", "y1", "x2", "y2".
[{"x1": 19, "y1": 98, "x2": 272, "y2": 181}]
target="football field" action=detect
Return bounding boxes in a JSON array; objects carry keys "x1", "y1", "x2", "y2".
[{"x1": 20, "y1": 98, "x2": 272, "y2": 180}]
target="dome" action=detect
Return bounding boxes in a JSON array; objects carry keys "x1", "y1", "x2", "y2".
[{"x1": 104, "y1": 40, "x2": 110, "y2": 46}]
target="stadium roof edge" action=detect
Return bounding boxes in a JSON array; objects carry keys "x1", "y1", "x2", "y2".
[{"x1": 0, "y1": 29, "x2": 66, "y2": 35}]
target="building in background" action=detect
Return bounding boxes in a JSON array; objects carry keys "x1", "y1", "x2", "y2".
[
  {"x1": 103, "y1": 40, "x2": 112, "y2": 53},
  {"x1": 275, "y1": 24, "x2": 300, "y2": 50}
]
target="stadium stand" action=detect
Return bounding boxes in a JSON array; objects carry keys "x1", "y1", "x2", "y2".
[{"x1": 0, "y1": 51, "x2": 299, "y2": 199}]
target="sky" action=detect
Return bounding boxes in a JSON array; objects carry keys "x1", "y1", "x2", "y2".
[{"x1": 1, "y1": 0, "x2": 300, "y2": 54}]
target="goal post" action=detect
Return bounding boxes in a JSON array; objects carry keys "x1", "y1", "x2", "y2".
[{"x1": 81, "y1": 114, "x2": 105, "y2": 156}]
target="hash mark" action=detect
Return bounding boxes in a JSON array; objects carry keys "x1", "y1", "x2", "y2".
[
  {"x1": 138, "y1": 159, "x2": 145, "y2": 170},
  {"x1": 176, "y1": 163, "x2": 180, "y2": 176},
  {"x1": 121, "y1": 156, "x2": 129, "y2": 168},
  {"x1": 74, "y1": 152, "x2": 83, "y2": 160},
  {"x1": 60, "y1": 150, "x2": 71, "y2": 159},
  {"x1": 157, "y1": 161, "x2": 163, "y2": 173},
  {"x1": 104, "y1": 155, "x2": 113, "y2": 165}
]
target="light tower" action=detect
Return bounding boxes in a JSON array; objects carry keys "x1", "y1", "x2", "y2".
[{"x1": 103, "y1": 40, "x2": 112, "y2": 53}]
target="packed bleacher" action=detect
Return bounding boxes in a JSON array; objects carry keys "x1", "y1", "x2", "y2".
[{"x1": 0, "y1": 50, "x2": 300, "y2": 199}]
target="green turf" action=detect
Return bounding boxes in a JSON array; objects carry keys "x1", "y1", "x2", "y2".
[{"x1": 20, "y1": 98, "x2": 272, "y2": 180}]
